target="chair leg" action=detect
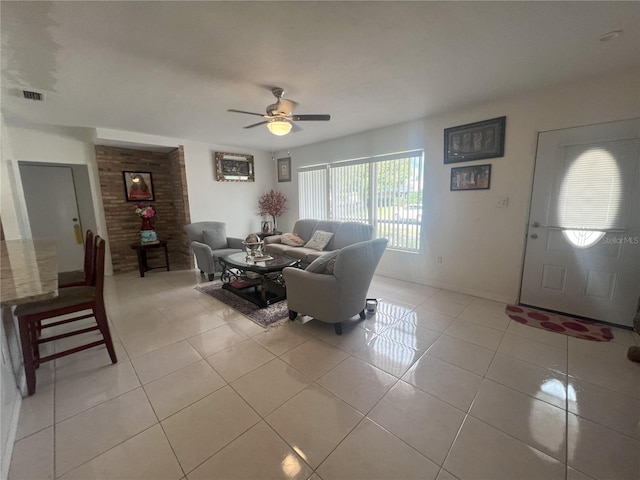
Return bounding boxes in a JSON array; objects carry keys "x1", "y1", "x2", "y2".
[
  {"x1": 289, "y1": 310, "x2": 297, "y2": 321},
  {"x1": 359, "y1": 309, "x2": 366, "y2": 320},
  {"x1": 334, "y1": 322, "x2": 343, "y2": 335},
  {"x1": 18, "y1": 317, "x2": 37, "y2": 395},
  {"x1": 94, "y1": 305, "x2": 117, "y2": 364}
]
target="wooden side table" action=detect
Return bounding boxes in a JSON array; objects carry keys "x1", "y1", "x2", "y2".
[{"x1": 130, "y1": 240, "x2": 170, "y2": 277}]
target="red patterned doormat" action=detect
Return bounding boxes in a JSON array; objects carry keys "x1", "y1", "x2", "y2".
[{"x1": 505, "y1": 305, "x2": 613, "y2": 342}]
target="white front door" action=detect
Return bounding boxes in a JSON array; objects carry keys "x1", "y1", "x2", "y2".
[
  {"x1": 520, "y1": 119, "x2": 640, "y2": 327},
  {"x1": 20, "y1": 164, "x2": 85, "y2": 272}
]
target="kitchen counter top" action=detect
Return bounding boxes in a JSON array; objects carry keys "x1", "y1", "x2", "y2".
[{"x1": 1, "y1": 239, "x2": 58, "y2": 307}]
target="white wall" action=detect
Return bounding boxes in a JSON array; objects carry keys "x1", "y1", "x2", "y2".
[
  {"x1": 277, "y1": 70, "x2": 640, "y2": 303},
  {"x1": 94, "y1": 128, "x2": 276, "y2": 238},
  {"x1": 3, "y1": 71, "x2": 638, "y2": 302},
  {"x1": 2, "y1": 123, "x2": 276, "y2": 270},
  {"x1": 181, "y1": 142, "x2": 274, "y2": 238}
]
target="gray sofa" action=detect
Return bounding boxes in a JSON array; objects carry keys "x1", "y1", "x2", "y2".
[
  {"x1": 184, "y1": 222, "x2": 243, "y2": 280},
  {"x1": 264, "y1": 219, "x2": 374, "y2": 268}
]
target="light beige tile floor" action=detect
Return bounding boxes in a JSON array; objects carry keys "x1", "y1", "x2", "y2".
[{"x1": 8, "y1": 269, "x2": 640, "y2": 480}]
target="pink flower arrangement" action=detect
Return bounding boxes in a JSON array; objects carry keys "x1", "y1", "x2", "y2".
[
  {"x1": 135, "y1": 203, "x2": 156, "y2": 219},
  {"x1": 257, "y1": 190, "x2": 287, "y2": 218},
  {"x1": 257, "y1": 190, "x2": 287, "y2": 231}
]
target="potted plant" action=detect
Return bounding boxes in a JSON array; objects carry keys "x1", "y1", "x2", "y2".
[{"x1": 257, "y1": 190, "x2": 287, "y2": 234}]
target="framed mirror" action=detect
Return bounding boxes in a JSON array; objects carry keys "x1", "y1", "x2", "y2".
[{"x1": 214, "y1": 152, "x2": 255, "y2": 182}]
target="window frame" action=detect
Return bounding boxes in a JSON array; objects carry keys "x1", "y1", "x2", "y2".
[{"x1": 298, "y1": 149, "x2": 425, "y2": 252}]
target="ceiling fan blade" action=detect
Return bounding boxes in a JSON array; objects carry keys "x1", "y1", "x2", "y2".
[
  {"x1": 228, "y1": 109, "x2": 266, "y2": 117},
  {"x1": 244, "y1": 120, "x2": 269, "y2": 129},
  {"x1": 291, "y1": 114, "x2": 331, "y2": 121}
]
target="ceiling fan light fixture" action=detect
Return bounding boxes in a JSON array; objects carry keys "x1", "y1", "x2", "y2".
[{"x1": 267, "y1": 120, "x2": 292, "y2": 136}]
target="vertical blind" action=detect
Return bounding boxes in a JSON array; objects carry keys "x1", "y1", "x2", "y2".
[
  {"x1": 549, "y1": 140, "x2": 639, "y2": 230},
  {"x1": 298, "y1": 166, "x2": 328, "y2": 220},
  {"x1": 298, "y1": 150, "x2": 424, "y2": 251}
]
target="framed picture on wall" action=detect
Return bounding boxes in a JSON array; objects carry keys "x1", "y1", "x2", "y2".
[
  {"x1": 444, "y1": 116, "x2": 506, "y2": 164},
  {"x1": 277, "y1": 157, "x2": 291, "y2": 182},
  {"x1": 450, "y1": 164, "x2": 492, "y2": 191},
  {"x1": 123, "y1": 171, "x2": 155, "y2": 201},
  {"x1": 214, "y1": 152, "x2": 255, "y2": 182}
]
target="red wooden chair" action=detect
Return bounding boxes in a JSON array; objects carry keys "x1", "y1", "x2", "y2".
[
  {"x1": 58, "y1": 230, "x2": 96, "y2": 288},
  {"x1": 15, "y1": 236, "x2": 117, "y2": 395}
]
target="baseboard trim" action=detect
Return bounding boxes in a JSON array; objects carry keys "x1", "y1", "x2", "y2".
[{"x1": 374, "y1": 273, "x2": 516, "y2": 305}]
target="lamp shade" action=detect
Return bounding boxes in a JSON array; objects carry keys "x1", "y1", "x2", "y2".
[{"x1": 267, "y1": 120, "x2": 292, "y2": 136}]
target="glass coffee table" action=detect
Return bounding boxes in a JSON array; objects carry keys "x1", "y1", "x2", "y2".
[{"x1": 219, "y1": 252, "x2": 300, "y2": 308}]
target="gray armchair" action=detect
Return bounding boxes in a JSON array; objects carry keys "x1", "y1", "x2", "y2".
[
  {"x1": 184, "y1": 222, "x2": 243, "y2": 280},
  {"x1": 283, "y1": 238, "x2": 388, "y2": 335}
]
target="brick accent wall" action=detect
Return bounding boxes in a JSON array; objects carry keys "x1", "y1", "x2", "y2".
[
  {"x1": 95, "y1": 145, "x2": 192, "y2": 274},
  {"x1": 167, "y1": 146, "x2": 193, "y2": 269}
]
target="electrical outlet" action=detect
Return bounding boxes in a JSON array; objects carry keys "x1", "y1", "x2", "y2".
[
  {"x1": 436, "y1": 255, "x2": 443, "y2": 264},
  {"x1": 496, "y1": 196, "x2": 509, "y2": 208}
]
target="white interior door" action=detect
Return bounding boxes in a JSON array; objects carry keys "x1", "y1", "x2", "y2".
[
  {"x1": 521, "y1": 119, "x2": 640, "y2": 327},
  {"x1": 20, "y1": 164, "x2": 85, "y2": 272}
]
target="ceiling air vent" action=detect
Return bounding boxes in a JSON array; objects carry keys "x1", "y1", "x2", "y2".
[{"x1": 22, "y1": 90, "x2": 44, "y2": 101}]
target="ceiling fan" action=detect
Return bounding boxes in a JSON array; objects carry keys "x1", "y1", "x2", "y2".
[{"x1": 228, "y1": 87, "x2": 330, "y2": 136}]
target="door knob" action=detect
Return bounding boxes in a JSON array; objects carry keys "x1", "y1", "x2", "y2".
[{"x1": 530, "y1": 233, "x2": 538, "y2": 239}]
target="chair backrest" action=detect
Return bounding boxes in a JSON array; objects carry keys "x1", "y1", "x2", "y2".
[
  {"x1": 331, "y1": 222, "x2": 375, "y2": 250},
  {"x1": 93, "y1": 236, "x2": 106, "y2": 304},
  {"x1": 83, "y1": 230, "x2": 95, "y2": 284},
  {"x1": 333, "y1": 238, "x2": 388, "y2": 284},
  {"x1": 184, "y1": 222, "x2": 227, "y2": 244}
]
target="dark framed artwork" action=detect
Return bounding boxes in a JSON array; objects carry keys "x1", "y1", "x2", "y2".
[
  {"x1": 277, "y1": 157, "x2": 291, "y2": 182},
  {"x1": 444, "y1": 116, "x2": 506, "y2": 164},
  {"x1": 215, "y1": 152, "x2": 255, "y2": 182},
  {"x1": 123, "y1": 171, "x2": 155, "y2": 201},
  {"x1": 450, "y1": 164, "x2": 492, "y2": 191}
]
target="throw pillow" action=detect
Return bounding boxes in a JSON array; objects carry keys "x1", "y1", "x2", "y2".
[
  {"x1": 305, "y1": 250, "x2": 339, "y2": 274},
  {"x1": 202, "y1": 228, "x2": 227, "y2": 250},
  {"x1": 281, "y1": 232, "x2": 305, "y2": 247},
  {"x1": 326, "y1": 258, "x2": 337, "y2": 274},
  {"x1": 304, "y1": 230, "x2": 334, "y2": 251}
]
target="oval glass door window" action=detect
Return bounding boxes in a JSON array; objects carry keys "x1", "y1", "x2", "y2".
[
  {"x1": 557, "y1": 147, "x2": 621, "y2": 248},
  {"x1": 562, "y1": 229, "x2": 606, "y2": 248}
]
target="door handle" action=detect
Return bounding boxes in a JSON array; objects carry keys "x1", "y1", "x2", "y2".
[
  {"x1": 530, "y1": 233, "x2": 538, "y2": 239},
  {"x1": 73, "y1": 224, "x2": 83, "y2": 244}
]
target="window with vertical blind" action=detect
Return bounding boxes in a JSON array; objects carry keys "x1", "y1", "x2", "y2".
[{"x1": 298, "y1": 150, "x2": 424, "y2": 251}]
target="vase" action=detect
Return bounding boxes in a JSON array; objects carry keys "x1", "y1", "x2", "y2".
[
  {"x1": 140, "y1": 217, "x2": 153, "y2": 231},
  {"x1": 140, "y1": 217, "x2": 157, "y2": 243}
]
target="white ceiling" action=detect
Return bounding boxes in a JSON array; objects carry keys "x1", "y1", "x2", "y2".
[{"x1": 2, "y1": 1, "x2": 638, "y2": 151}]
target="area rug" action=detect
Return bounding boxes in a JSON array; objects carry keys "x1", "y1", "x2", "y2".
[
  {"x1": 505, "y1": 305, "x2": 613, "y2": 342},
  {"x1": 196, "y1": 282, "x2": 289, "y2": 328}
]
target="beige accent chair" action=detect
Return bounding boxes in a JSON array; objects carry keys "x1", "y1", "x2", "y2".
[
  {"x1": 184, "y1": 222, "x2": 243, "y2": 280},
  {"x1": 283, "y1": 238, "x2": 388, "y2": 335}
]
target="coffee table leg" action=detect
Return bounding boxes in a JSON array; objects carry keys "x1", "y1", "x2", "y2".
[{"x1": 260, "y1": 276, "x2": 267, "y2": 304}]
